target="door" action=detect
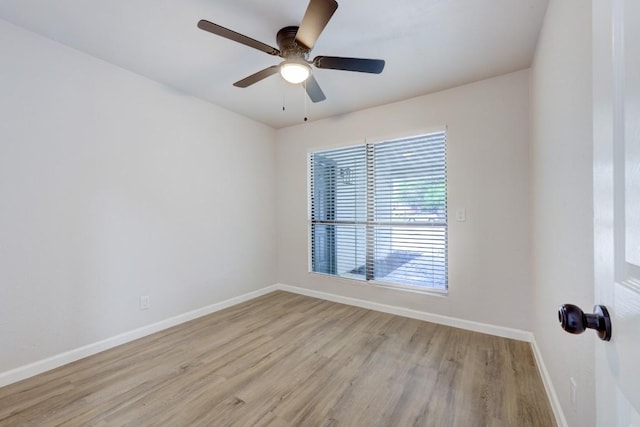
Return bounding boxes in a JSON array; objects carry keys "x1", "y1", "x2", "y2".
[{"x1": 593, "y1": 0, "x2": 640, "y2": 424}]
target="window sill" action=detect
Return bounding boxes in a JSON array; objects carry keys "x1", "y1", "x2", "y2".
[
  {"x1": 308, "y1": 271, "x2": 448, "y2": 297},
  {"x1": 368, "y1": 279, "x2": 448, "y2": 297}
]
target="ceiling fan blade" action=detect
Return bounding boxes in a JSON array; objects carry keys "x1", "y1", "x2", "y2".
[
  {"x1": 233, "y1": 66, "x2": 280, "y2": 88},
  {"x1": 305, "y1": 74, "x2": 326, "y2": 103},
  {"x1": 295, "y1": 0, "x2": 338, "y2": 50},
  {"x1": 198, "y1": 20, "x2": 280, "y2": 56},
  {"x1": 314, "y1": 56, "x2": 385, "y2": 74}
]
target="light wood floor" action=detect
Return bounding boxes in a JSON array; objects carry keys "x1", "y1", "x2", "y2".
[{"x1": 0, "y1": 291, "x2": 556, "y2": 426}]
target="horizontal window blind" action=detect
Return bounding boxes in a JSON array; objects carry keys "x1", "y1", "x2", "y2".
[
  {"x1": 309, "y1": 131, "x2": 447, "y2": 290},
  {"x1": 309, "y1": 145, "x2": 367, "y2": 277}
]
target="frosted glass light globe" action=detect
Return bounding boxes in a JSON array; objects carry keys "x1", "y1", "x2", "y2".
[{"x1": 280, "y1": 61, "x2": 311, "y2": 84}]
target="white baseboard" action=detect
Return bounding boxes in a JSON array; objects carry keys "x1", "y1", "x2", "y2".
[
  {"x1": 530, "y1": 336, "x2": 568, "y2": 427},
  {"x1": 0, "y1": 285, "x2": 279, "y2": 388},
  {"x1": 274, "y1": 283, "x2": 533, "y2": 342}
]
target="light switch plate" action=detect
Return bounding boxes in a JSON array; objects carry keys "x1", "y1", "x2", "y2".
[{"x1": 455, "y1": 208, "x2": 466, "y2": 222}]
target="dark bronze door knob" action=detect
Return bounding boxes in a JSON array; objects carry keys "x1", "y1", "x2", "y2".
[{"x1": 558, "y1": 304, "x2": 612, "y2": 341}]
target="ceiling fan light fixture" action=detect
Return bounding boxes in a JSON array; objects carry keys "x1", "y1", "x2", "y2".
[{"x1": 280, "y1": 60, "x2": 311, "y2": 84}]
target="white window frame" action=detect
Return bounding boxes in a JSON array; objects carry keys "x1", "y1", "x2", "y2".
[{"x1": 307, "y1": 130, "x2": 448, "y2": 295}]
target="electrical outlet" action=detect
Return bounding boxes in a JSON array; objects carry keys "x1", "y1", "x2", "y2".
[
  {"x1": 569, "y1": 377, "x2": 577, "y2": 411},
  {"x1": 140, "y1": 295, "x2": 150, "y2": 310}
]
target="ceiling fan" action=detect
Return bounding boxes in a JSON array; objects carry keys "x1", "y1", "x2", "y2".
[{"x1": 197, "y1": 0, "x2": 385, "y2": 103}]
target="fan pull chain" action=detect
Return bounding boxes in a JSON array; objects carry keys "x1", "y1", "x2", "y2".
[
  {"x1": 303, "y1": 81, "x2": 308, "y2": 122},
  {"x1": 282, "y1": 79, "x2": 286, "y2": 111}
]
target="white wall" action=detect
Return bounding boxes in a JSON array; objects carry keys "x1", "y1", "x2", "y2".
[
  {"x1": 530, "y1": 1, "x2": 595, "y2": 425},
  {"x1": 0, "y1": 19, "x2": 276, "y2": 374},
  {"x1": 276, "y1": 70, "x2": 532, "y2": 331}
]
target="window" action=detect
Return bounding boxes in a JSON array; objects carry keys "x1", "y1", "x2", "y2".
[{"x1": 308, "y1": 131, "x2": 447, "y2": 292}]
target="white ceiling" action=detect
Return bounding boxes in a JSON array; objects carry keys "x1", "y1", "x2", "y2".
[{"x1": 0, "y1": 0, "x2": 548, "y2": 129}]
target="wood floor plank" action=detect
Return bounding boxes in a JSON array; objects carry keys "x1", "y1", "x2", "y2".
[{"x1": 0, "y1": 291, "x2": 556, "y2": 426}]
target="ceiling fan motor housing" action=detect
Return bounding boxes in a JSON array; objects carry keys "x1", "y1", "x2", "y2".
[{"x1": 277, "y1": 26, "x2": 309, "y2": 60}]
